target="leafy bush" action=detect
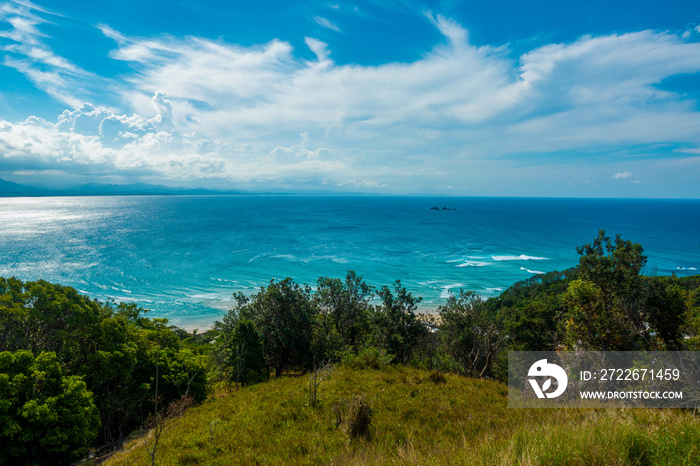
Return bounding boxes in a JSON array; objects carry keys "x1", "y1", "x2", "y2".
[
  {"x1": 0, "y1": 279, "x2": 208, "y2": 448},
  {"x1": 0, "y1": 351, "x2": 100, "y2": 465}
]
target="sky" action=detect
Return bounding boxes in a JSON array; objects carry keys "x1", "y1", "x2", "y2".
[{"x1": 0, "y1": 0, "x2": 700, "y2": 197}]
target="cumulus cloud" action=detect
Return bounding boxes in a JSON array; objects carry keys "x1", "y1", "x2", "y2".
[{"x1": 0, "y1": 92, "x2": 390, "y2": 189}]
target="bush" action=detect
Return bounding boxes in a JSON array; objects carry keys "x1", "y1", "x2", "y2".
[
  {"x1": 340, "y1": 347, "x2": 392, "y2": 370},
  {"x1": 0, "y1": 351, "x2": 100, "y2": 465}
]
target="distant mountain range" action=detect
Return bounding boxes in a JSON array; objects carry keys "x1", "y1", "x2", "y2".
[{"x1": 0, "y1": 178, "x2": 250, "y2": 197}]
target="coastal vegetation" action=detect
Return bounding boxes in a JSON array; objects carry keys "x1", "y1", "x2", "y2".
[{"x1": 1, "y1": 230, "x2": 700, "y2": 464}]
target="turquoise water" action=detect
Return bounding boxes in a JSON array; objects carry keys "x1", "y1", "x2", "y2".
[{"x1": 0, "y1": 196, "x2": 698, "y2": 328}]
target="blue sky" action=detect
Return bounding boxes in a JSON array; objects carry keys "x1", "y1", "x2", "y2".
[{"x1": 1, "y1": 0, "x2": 700, "y2": 197}]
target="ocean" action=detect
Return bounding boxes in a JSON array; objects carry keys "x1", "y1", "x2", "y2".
[{"x1": 1, "y1": 196, "x2": 698, "y2": 329}]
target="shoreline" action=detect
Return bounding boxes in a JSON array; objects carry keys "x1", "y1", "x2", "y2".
[{"x1": 173, "y1": 308, "x2": 443, "y2": 333}]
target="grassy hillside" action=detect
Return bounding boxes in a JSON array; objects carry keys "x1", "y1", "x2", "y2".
[{"x1": 106, "y1": 365, "x2": 700, "y2": 465}]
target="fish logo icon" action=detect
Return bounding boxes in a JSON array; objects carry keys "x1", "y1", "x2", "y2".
[{"x1": 528, "y1": 359, "x2": 568, "y2": 399}]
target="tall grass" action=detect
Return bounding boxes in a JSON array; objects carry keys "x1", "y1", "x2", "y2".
[{"x1": 106, "y1": 366, "x2": 700, "y2": 465}]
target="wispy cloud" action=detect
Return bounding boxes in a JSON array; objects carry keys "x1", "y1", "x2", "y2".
[
  {"x1": 0, "y1": 0, "x2": 105, "y2": 107},
  {"x1": 313, "y1": 15, "x2": 341, "y2": 32},
  {"x1": 613, "y1": 172, "x2": 632, "y2": 179}
]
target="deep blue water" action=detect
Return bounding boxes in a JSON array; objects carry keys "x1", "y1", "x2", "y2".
[{"x1": 0, "y1": 196, "x2": 698, "y2": 328}]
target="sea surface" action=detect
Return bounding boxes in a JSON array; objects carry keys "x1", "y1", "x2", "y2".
[{"x1": 1, "y1": 196, "x2": 698, "y2": 329}]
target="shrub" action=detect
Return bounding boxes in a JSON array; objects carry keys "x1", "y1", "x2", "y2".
[
  {"x1": 0, "y1": 351, "x2": 100, "y2": 465},
  {"x1": 340, "y1": 347, "x2": 392, "y2": 370}
]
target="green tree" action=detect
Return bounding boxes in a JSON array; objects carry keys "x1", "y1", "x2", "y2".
[
  {"x1": 500, "y1": 299, "x2": 559, "y2": 351},
  {"x1": 562, "y1": 278, "x2": 635, "y2": 350},
  {"x1": 214, "y1": 318, "x2": 269, "y2": 386},
  {"x1": 0, "y1": 277, "x2": 107, "y2": 369},
  {"x1": 314, "y1": 271, "x2": 374, "y2": 353},
  {"x1": 438, "y1": 290, "x2": 504, "y2": 377},
  {"x1": 576, "y1": 230, "x2": 647, "y2": 297},
  {"x1": 373, "y1": 280, "x2": 425, "y2": 364},
  {"x1": 0, "y1": 351, "x2": 100, "y2": 465},
  {"x1": 642, "y1": 277, "x2": 686, "y2": 349},
  {"x1": 238, "y1": 278, "x2": 315, "y2": 377},
  {"x1": 564, "y1": 230, "x2": 686, "y2": 350},
  {"x1": 0, "y1": 279, "x2": 208, "y2": 447}
]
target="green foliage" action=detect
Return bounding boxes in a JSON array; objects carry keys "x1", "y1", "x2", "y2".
[
  {"x1": 563, "y1": 278, "x2": 635, "y2": 350},
  {"x1": 0, "y1": 277, "x2": 108, "y2": 369},
  {"x1": 0, "y1": 278, "x2": 208, "y2": 449},
  {"x1": 576, "y1": 229, "x2": 647, "y2": 297},
  {"x1": 438, "y1": 290, "x2": 504, "y2": 377},
  {"x1": 0, "y1": 351, "x2": 100, "y2": 465},
  {"x1": 213, "y1": 318, "x2": 268, "y2": 386},
  {"x1": 563, "y1": 230, "x2": 686, "y2": 350},
  {"x1": 642, "y1": 277, "x2": 686, "y2": 349},
  {"x1": 484, "y1": 268, "x2": 576, "y2": 352},
  {"x1": 373, "y1": 280, "x2": 426, "y2": 364},
  {"x1": 682, "y1": 282, "x2": 700, "y2": 349},
  {"x1": 501, "y1": 298, "x2": 559, "y2": 351},
  {"x1": 79, "y1": 305, "x2": 208, "y2": 445},
  {"x1": 340, "y1": 347, "x2": 393, "y2": 370},
  {"x1": 314, "y1": 271, "x2": 374, "y2": 355},
  {"x1": 237, "y1": 278, "x2": 315, "y2": 377}
]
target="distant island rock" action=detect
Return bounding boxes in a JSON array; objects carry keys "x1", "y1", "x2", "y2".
[{"x1": 429, "y1": 206, "x2": 457, "y2": 211}]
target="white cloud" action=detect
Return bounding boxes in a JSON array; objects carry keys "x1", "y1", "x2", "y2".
[
  {"x1": 0, "y1": 0, "x2": 107, "y2": 106},
  {"x1": 425, "y1": 11, "x2": 469, "y2": 48},
  {"x1": 313, "y1": 15, "x2": 341, "y2": 32},
  {"x1": 613, "y1": 172, "x2": 632, "y2": 179},
  {"x1": 304, "y1": 37, "x2": 331, "y2": 64},
  {"x1": 2, "y1": 5, "x2": 700, "y2": 195},
  {"x1": 0, "y1": 93, "x2": 389, "y2": 189}
]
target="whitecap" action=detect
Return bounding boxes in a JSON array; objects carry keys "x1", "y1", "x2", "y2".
[
  {"x1": 457, "y1": 260, "x2": 491, "y2": 267},
  {"x1": 677, "y1": 266, "x2": 698, "y2": 271},
  {"x1": 188, "y1": 293, "x2": 221, "y2": 299},
  {"x1": 492, "y1": 254, "x2": 548, "y2": 261},
  {"x1": 520, "y1": 267, "x2": 544, "y2": 274},
  {"x1": 272, "y1": 254, "x2": 296, "y2": 261}
]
